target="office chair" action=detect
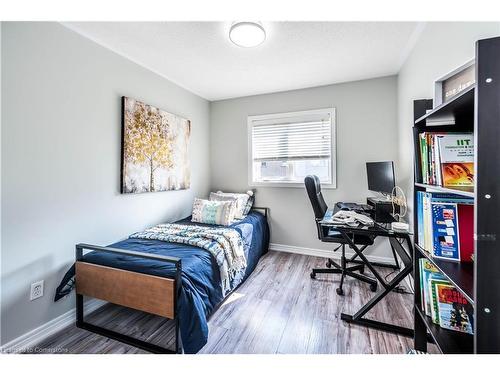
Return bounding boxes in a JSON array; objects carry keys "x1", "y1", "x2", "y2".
[{"x1": 304, "y1": 175, "x2": 378, "y2": 295}]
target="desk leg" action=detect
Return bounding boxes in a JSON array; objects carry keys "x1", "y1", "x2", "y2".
[
  {"x1": 340, "y1": 234, "x2": 415, "y2": 338},
  {"x1": 352, "y1": 260, "x2": 411, "y2": 320}
]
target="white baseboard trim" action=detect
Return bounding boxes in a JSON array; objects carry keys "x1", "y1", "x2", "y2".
[
  {"x1": 269, "y1": 243, "x2": 395, "y2": 265},
  {"x1": 1, "y1": 299, "x2": 106, "y2": 353}
]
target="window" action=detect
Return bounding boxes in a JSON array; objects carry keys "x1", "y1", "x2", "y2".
[{"x1": 248, "y1": 108, "x2": 336, "y2": 187}]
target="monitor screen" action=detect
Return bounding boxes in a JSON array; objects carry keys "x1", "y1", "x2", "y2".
[{"x1": 366, "y1": 161, "x2": 395, "y2": 194}]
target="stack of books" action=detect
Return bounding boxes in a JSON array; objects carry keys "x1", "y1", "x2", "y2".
[
  {"x1": 419, "y1": 259, "x2": 474, "y2": 335},
  {"x1": 416, "y1": 191, "x2": 473, "y2": 262},
  {"x1": 418, "y1": 132, "x2": 474, "y2": 188}
]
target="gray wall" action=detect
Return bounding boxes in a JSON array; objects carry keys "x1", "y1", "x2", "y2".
[
  {"x1": 397, "y1": 22, "x2": 500, "y2": 218},
  {"x1": 0, "y1": 22, "x2": 211, "y2": 345},
  {"x1": 210, "y1": 76, "x2": 399, "y2": 261}
]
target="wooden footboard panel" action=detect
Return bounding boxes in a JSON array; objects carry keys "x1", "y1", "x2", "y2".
[{"x1": 76, "y1": 261, "x2": 175, "y2": 319}]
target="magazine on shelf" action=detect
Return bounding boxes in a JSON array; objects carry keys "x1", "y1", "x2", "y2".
[
  {"x1": 429, "y1": 279, "x2": 451, "y2": 324},
  {"x1": 435, "y1": 283, "x2": 474, "y2": 334}
]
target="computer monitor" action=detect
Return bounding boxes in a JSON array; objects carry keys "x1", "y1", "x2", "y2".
[{"x1": 366, "y1": 161, "x2": 395, "y2": 196}]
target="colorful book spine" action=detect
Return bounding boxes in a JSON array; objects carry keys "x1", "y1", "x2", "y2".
[
  {"x1": 417, "y1": 191, "x2": 424, "y2": 247},
  {"x1": 419, "y1": 134, "x2": 428, "y2": 184},
  {"x1": 428, "y1": 133, "x2": 434, "y2": 185},
  {"x1": 419, "y1": 258, "x2": 446, "y2": 315},
  {"x1": 424, "y1": 193, "x2": 433, "y2": 252}
]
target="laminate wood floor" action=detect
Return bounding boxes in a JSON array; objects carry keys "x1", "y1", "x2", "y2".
[{"x1": 34, "y1": 251, "x2": 431, "y2": 354}]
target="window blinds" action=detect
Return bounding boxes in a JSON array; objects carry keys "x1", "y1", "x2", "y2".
[{"x1": 251, "y1": 112, "x2": 332, "y2": 162}]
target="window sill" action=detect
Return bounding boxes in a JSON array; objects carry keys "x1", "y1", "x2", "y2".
[{"x1": 249, "y1": 181, "x2": 337, "y2": 189}]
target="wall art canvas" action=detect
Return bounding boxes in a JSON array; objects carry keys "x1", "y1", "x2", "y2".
[{"x1": 121, "y1": 96, "x2": 191, "y2": 193}]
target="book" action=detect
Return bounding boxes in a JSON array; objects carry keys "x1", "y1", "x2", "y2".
[
  {"x1": 434, "y1": 135, "x2": 442, "y2": 186},
  {"x1": 435, "y1": 283, "x2": 474, "y2": 334},
  {"x1": 417, "y1": 192, "x2": 424, "y2": 247},
  {"x1": 424, "y1": 193, "x2": 433, "y2": 252},
  {"x1": 428, "y1": 133, "x2": 435, "y2": 185},
  {"x1": 431, "y1": 202, "x2": 460, "y2": 261},
  {"x1": 419, "y1": 134, "x2": 428, "y2": 184},
  {"x1": 437, "y1": 134, "x2": 474, "y2": 188},
  {"x1": 430, "y1": 192, "x2": 474, "y2": 205},
  {"x1": 429, "y1": 279, "x2": 451, "y2": 324},
  {"x1": 457, "y1": 204, "x2": 474, "y2": 262},
  {"x1": 419, "y1": 258, "x2": 446, "y2": 315}
]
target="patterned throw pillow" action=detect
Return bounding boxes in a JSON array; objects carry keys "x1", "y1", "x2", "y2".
[
  {"x1": 192, "y1": 198, "x2": 235, "y2": 226},
  {"x1": 209, "y1": 192, "x2": 242, "y2": 218},
  {"x1": 210, "y1": 190, "x2": 255, "y2": 219}
]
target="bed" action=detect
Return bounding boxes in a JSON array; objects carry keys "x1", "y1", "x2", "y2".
[{"x1": 55, "y1": 208, "x2": 269, "y2": 354}]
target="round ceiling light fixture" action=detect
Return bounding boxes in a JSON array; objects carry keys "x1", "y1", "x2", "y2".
[{"x1": 229, "y1": 22, "x2": 266, "y2": 48}]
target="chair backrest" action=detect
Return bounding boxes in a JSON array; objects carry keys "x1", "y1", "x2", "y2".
[{"x1": 304, "y1": 175, "x2": 328, "y2": 220}]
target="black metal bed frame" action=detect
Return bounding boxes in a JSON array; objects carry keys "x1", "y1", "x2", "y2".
[
  {"x1": 74, "y1": 206, "x2": 269, "y2": 354},
  {"x1": 75, "y1": 244, "x2": 183, "y2": 354}
]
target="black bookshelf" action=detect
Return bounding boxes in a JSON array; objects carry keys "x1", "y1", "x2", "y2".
[
  {"x1": 412, "y1": 36, "x2": 500, "y2": 354},
  {"x1": 414, "y1": 84, "x2": 475, "y2": 127}
]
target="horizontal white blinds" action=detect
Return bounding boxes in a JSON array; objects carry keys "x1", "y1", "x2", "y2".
[{"x1": 251, "y1": 113, "x2": 332, "y2": 162}]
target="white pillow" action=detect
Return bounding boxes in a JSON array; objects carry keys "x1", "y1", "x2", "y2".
[
  {"x1": 192, "y1": 198, "x2": 235, "y2": 226},
  {"x1": 210, "y1": 191, "x2": 250, "y2": 219}
]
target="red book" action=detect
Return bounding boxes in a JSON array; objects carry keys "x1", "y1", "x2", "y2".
[{"x1": 458, "y1": 204, "x2": 474, "y2": 262}]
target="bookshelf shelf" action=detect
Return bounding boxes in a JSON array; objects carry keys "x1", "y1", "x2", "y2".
[
  {"x1": 414, "y1": 183, "x2": 474, "y2": 198},
  {"x1": 415, "y1": 305, "x2": 473, "y2": 354},
  {"x1": 415, "y1": 244, "x2": 474, "y2": 305},
  {"x1": 414, "y1": 84, "x2": 475, "y2": 127}
]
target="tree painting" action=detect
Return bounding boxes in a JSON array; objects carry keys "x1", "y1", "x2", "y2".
[{"x1": 121, "y1": 97, "x2": 191, "y2": 193}]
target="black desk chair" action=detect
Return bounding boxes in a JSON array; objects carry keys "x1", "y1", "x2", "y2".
[{"x1": 304, "y1": 175, "x2": 378, "y2": 295}]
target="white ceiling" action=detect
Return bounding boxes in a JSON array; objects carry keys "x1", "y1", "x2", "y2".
[{"x1": 63, "y1": 22, "x2": 422, "y2": 101}]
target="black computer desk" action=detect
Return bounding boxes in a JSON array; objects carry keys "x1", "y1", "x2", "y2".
[{"x1": 320, "y1": 205, "x2": 414, "y2": 338}]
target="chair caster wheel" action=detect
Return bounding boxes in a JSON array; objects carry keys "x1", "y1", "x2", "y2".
[
  {"x1": 326, "y1": 260, "x2": 332, "y2": 268},
  {"x1": 336, "y1": 288, "x2": 344, "y2": 296},
  {"x1": 310, "y1": 272, "x2": 316, "y2": 279},
  {"x1": 370, "y1": 283, "x2": 377, "y2": 292}
]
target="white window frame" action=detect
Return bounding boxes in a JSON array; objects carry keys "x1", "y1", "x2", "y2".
[{"x1": 247, "y1": 107, "x2": 337, "y2": 189}]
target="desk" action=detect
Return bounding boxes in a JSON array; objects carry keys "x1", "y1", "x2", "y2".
[{"x1": 320, "y1": 205, "x2": 414, "y2": 338}]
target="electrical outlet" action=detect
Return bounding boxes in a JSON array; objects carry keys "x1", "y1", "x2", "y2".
[{"x1": 30, "y1": 280, "x2": 44, "y2": 301}]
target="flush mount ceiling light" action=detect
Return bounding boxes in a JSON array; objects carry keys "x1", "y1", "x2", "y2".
[{"x1": 229, "y1": 22, "x2": 266, "y2": 48}]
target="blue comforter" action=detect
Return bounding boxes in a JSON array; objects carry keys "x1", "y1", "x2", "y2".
[{"x1": 55, "y1": 211, "x2": 269, "y2": 353}]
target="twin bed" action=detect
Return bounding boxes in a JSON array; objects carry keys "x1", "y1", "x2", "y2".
[{"x1": 55, "y1": 208, "x2": 269, "y2": 354}]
